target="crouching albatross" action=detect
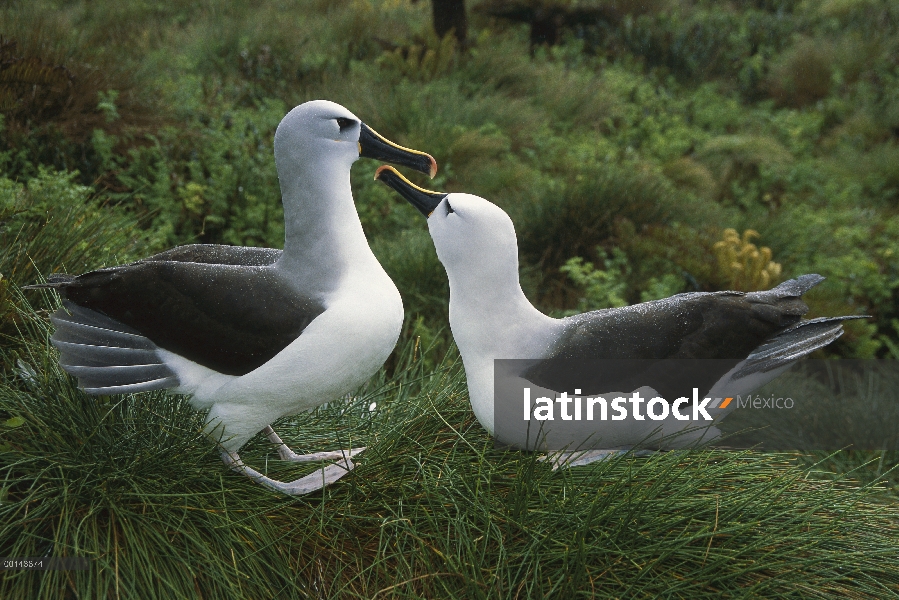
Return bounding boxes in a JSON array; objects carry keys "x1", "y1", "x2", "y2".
[
  {"x1": 25, "y1": 101, "x2": 437, "y2": 495},
  {"x1": 375, "y1": 166, "x2": 865, "y2": 461}
]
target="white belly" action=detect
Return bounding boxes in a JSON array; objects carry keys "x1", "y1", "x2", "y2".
[{"x1": 208, "y1": 281, "x2": 402, "y2": 411}]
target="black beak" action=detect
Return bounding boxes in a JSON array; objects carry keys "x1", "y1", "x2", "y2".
[
  {"x1": 375, "y1": 166, "x2": 448, "y2": 218},
  {"x1": 359, "y1": 123, "x2": 437, "y2": 178}
]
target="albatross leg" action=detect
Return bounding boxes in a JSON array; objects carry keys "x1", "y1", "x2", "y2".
[
  {"x1": 540, "y1": 448, "x2": 657, "y2": 470},
  {"x1": 261, "y1": 425, "x2": 366, "y2": 462},
  {"x1": 221, "y1": 450, "x2": 355, "y2": 496}
]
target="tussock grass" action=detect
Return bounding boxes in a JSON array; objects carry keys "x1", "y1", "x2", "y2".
[
  {"x1": 2, "y1": 1, "x2": 899, "y2": 595},
  {"x1": 0, "y1": 170, "x2": 151, "y2": 286},
  {"x1": 2, "y1": 298, "x2": 898, "y2": 598}
]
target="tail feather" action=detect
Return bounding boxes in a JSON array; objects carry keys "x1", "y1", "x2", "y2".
[
  {"x1": 50, "y1": 301, "x2": 179, "y2": 394},
  {"x1": 767, "y1": 274, "x2": 825, "y2": 298},
  {"x1": 52, "y1": 340, "x2": 159, "y2": 367},
  {"x1": 50, "y1": 318, "x2": 154, "y2": 350},
  {"x1": 83, "y1": 379, "x2": 179, "y2": 395},
  {"x1": 22, "y1": 273, "x2": 76, "y2": 291},
  {"x1": 735, "y1": 315, "x2": 867, "y2": 379},
  {"x1": 48, "y1": 273, "x2": 76, "y2": 285},
  {"x1": 59, "y1": 364, "x2": 178, "y2": 389},
  {"x1": 51, "y1": 304, "x2": 153, "y2": 349},
  {"x1": 56, "y1": 301, "x2": 143, "y2": 334}
]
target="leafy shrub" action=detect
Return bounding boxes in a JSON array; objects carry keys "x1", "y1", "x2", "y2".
[
  {"x1": 97, "y1": 94, "x2": 287, "y2": 248},
  {"x1": 697, "y1": 134, "x2": 794, "y2": 207},
  {"x1": 615, "y1": 220, "x2": 723, "y2": 293},
  {"x1": 377, "y1": 31, "x2": 459, "y2": 82},
  {"x1": 0, "y1": 23, "x2": 159, "y2": 184},
  {"x1": 514, "y1": 158, "x2": 675, "y2": 276},
  {"x1": 640, "y1": 273, "x2": 686, "y2": 302},
  {"x1": 766, "y1": 37, "x2": 834, "y2": 108},
  {"x1": 0, "y1": 169, "x2": 149, "y2": 287},
  {"x1": 559, "y1": 247, "x2": 630, "y2": 314},
  {"x1": 608, "y1": 6, "x2": 795, "y2": 95},
  {"x1": 662, "y1": 157, "x2": 717, "y2": 199}
]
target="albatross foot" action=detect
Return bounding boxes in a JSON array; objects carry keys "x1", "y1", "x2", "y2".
[
  {"x1": 261, "y1": 425, "x2": 365, "y2": 462},
  {"x1": 221, "y1": 450, "x2": 356, "y2": 496},
  {"x1": 540, "y1": 448, "x2": 657, "y2": 470}
]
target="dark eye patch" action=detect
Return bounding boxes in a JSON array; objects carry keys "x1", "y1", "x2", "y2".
[
  {"x1": 336, "y1": 117, "x2": 355, "y2": 132},
  {"x1": 445, "y1": 200, "x2": 454, "y2": 214}
]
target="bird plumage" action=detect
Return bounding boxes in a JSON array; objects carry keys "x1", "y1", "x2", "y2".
[
  {"x1": 27, "y1": 101, "x2": 437, "y2": 495},
  {"x1": 375, "y1": 166, "x2": 865, "y2": 455}
]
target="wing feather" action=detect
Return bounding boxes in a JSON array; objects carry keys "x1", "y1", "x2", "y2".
[
  {"x1": 523, "y1": 275, "x2": 857, "y2": 400},
  {"x1": 49, "y1": 257, "x2": 324, "y2": 375}
]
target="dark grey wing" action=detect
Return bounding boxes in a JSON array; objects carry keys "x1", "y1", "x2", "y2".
[
  {"x1": 56, "y1": 260, "x2": 324, "y2": 376},
  {"x1": 141, "y1": 244, "x2": 282, "y2": 267},
  {"x1": 523, "y1": 275, "x2": 827, "y2": 399},
  {"x1": 23, "y1": 245, "x2": 282, "y2": 291}
]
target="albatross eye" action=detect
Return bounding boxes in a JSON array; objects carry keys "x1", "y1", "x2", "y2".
[
  {"x1": 336, "y1": 117, "x2": 355, "y2": 133},
  {"x1": 445, "y1": 200, "x2": 454, "y2": 215}
]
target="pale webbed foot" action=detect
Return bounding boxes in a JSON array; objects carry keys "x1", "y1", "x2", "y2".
[
  {"x1": 221, "y1": 450, "x2": 356, "y2": 496},
  {"x1": 540, "y1": 448, "x2": 657, "y2": 470},
  {"x1": 261, "y1": 425, "x2": 366, "y2": 462}
]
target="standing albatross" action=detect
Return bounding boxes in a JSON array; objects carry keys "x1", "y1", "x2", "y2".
[
  {"x1": 25, "y1": 101, "x2": 437, "y2": 495},
  {"x1": 375, "y1": 166, "x2": 865, "y2": 457}
]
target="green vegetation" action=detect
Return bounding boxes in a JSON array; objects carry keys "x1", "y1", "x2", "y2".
[
  {"x1": 2, "y1": 302, "x2": 898, "y2": 598},
  {"x1": 3, "y1": 0, "x2": 898, "y2": 356},
  {"x1": 2, "y1": 0, "x2": 899, "y2": 597}
]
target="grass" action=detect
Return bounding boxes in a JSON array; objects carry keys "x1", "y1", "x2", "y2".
[
  {"x1": 0, "y1": 170, "x2": 151, "y2": 286},
  {"x1": 2, "y1": 296, "x2": 899, "y2": 598},
  {"x1": 2, "y1": 0, "x2": 899, "y2": 596}
]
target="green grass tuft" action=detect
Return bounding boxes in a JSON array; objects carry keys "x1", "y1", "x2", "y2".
[{"x1": 2, "y1": 299, "x2": 898, "y2": 598}]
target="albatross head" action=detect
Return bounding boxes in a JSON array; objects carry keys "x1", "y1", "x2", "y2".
[
  {"x1": 275, "y1": 100, "x2": 437, "y2": 178},
  {"x1": 374, "y1": 166, "x2": 558, "y2": 435},
  {"x1": 373, "y1": 166, "x2": 519, "y2": 286}
]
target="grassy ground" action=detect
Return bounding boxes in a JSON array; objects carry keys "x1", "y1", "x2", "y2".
[
  {"x1": 2, "y1": 0, "x2": 899, "y2": 597},
  {"x1": 2, "y1": 299, "x2": 898, "y2": 599}
]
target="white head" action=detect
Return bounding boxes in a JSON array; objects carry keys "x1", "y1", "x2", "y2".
[
  {"x1": 274, "y1": 100, "x2": 363, "y2": 177},
  {"x1": 375, "y1": 166, "x2": 560, "y2": 434},
  {"x1": 374, "y1": 166, "x2": 524, "y2": 300},
  {"x1": 274, "y1": 102, "x2": 437, "y2": 258},
  {"x1": 274, "y1": 102, "x2": 436, "y2": 280},
  {"x1": 274, "y1": 100, "x2": 437, "y2": 184},
  {"x1": 427, "y1": 193, "x2": 521, "y2": 290}
]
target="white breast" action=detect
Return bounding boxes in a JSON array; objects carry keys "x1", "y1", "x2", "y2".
[{"x1": 167, "y1": 266, "x2": 402, "y2": 421}]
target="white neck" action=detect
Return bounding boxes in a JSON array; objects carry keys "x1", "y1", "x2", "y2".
[
  {"x1": 447, "y1": 261, "x2": 561, "y2": 433},
  {"x1": 275, "y1": 157, "x2": 382, "y2": 294},
  {"x1": 447, "y1": 262, "x2": 558, "y2": 357}
]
